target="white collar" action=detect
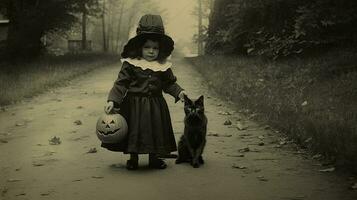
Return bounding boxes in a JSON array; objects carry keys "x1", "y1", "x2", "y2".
[{"x1": 121, "y1": 58, "x2": 172, "y2": 72}]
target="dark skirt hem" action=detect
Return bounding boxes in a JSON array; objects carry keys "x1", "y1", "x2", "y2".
[{"x1": 101, "y1": 94, "x2": 178, "y2": 154}]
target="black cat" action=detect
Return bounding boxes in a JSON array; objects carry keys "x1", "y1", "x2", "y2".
[{"x1": 176, "y1": 95, "x2": 207, "y2": 168}]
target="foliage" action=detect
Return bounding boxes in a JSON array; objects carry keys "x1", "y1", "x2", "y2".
[
  {"x1": 206, "y1": 0, "x2": 357, "y2": 59},
  {"x1": 0, "y1": 0, "x2": 100, "y2": 60},
  {"x1": 188, "y1": 51, "x2": 357, "y2": 171},
  {"x1": 0, "y1": 52, "x2": 119, "y2": 106}
]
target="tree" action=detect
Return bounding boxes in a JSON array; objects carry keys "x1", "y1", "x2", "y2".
[
  {"x1": 0, "y1": 0, "x2": 100, "y2": 60},
  {"x1": 97, "y1": 0, "x2": 161, "y2": 54},
  {"x1": 192, "y1": 0, "x2": 211, "y2": 55},
  {"x1": 206, "y1": 0, "x2": 357, "y2": 58},
  {"x1": 71, "y1": 0, "x2": 101, "y2": 50}
]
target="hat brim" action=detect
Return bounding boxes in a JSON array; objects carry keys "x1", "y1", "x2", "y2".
[{"x1": 121, "y1": 33, "x2": 174, "y2": 60}]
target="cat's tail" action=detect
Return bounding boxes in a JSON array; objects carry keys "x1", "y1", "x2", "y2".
[{"x1": 158, "y1": 154, "x2": 178, "y2": 159}]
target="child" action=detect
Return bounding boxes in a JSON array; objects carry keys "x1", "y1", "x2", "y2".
[{"x1": 102, "y1": 14, "x2": 186, "y2": 170}]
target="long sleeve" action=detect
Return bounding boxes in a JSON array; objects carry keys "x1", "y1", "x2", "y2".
[
  {"x1": 107, "y1": 62, "x2": 133, "y2": 105},
  {"x1": 162, "y1": 68, "x2": 184, "y2": 103}
]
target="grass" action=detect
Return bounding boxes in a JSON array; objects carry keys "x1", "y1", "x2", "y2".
[
  {"x1": 0, "y1": 52, "x2": 119, "y2": 106},
  {"x1": 187, "y1": 49, "x2": 357, "y2": 172}
]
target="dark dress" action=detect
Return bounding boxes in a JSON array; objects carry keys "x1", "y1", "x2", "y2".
[{"x1": 101, "y1": 61, "x2": 183, "y2": 154}]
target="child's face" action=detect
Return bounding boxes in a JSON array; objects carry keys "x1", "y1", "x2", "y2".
[{"x1": 142, "y1": 40, "x2": 159, "y2": 62}]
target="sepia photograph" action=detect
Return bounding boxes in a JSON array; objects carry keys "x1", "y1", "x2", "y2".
[{"x1": 0, "y1": 0, "x2": 357, "y2": 199}]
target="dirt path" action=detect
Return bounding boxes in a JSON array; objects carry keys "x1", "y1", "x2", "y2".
[{"x1": 0, "y1": 57, "x2": 356, "y2": 200}]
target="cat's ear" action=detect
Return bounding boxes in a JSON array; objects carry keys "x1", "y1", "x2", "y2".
[{"x1": 196, "y1": 95, "x2": 204, "y2": 105}]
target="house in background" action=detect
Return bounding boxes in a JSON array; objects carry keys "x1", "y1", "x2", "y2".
[{"x1": 0, "y1": 14, "x2": 9, "y2": 42}]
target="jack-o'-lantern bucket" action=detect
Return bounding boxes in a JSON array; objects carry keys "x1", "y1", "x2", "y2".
[{"x1": 96, "y1": 114, "x2": 128, "y2": 143}]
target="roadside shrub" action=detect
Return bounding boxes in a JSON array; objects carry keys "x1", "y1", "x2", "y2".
[
  {"x1": 0, "y1": 53, "x2": 119, "y2": 106},
  {"x1": 187, "y1": 51, "x2": 357, "y2": 171},
  {"x1": 207, "y1": 0, "x2": 357, "y2": 59}
]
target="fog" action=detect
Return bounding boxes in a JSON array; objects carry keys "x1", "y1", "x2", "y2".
[{"x1": 153, "y1": 0, "x2": 197, "y2": 43}]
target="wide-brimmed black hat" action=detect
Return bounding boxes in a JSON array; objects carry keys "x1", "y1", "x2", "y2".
[{"x1": 121, "y1": 14, "x2": 174, "y2": 60}]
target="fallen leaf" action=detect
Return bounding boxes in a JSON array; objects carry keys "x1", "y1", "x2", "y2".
[
  {"x1": 263, "y1": 125, "x2": 270, "y2": 130},
  {"x1": 239, "y1": 133, "x2": 252, "y2": 137},
  {"x1": 249, "y1": 113, "x2": 258, "y2": 119},
  {"x1": 15, "y1": 122, "x2": 25, "y2": 126},
  {"x1": 218, "y1": 111, "x2": 231, "y2": 115},
  {"x1": 258, "y1": 135, "x2": 265, "y2": 140},
  {"x1": 1, "y1": 187, "x2": 8, "y2": 196},
  {"x1": 238, "y1": 147, "x2": 250, "y2": 153},
  {"x1": 222, "y1": 134, "x2": 232, "y2": 137},
  {"x1": 226, "y1": 154, "x2": 245, "y2": 157},
  {"x1": 232, "y1": 164, "x2": 247, "y2": 169},
  {"x1": 319, "y1": 167, "x2": 335, "y2": 172},
  {"x1": 304, "y1": 137, "x2": 312, "y2": 143},
  {"x1": 301, "y1": 101, "x2": 308, "y2": 106},
  {"x1": 43, "y1": 151, "x2": 56, "y2": 156},
  {"x1": 49, "y1": 136, "x2": 61, "y2": 145},
  {"x1": 224, "y1": 120, "x2": 232, "y2": 125},
  {"x1": 77, "y1": 106, "x2": 83, "y2": 109},
  {"x1": 32, "y1": 163, "x2": 45, "y2": 167},
  {"x1": 0, "y1": 139, "x2": 8, "y2": 143},
  {"x1": 312, "y1": 154, "x2": 322, "y2": 160},
  {"x1": 257, "y1": 176, "x2": 268, "y2": 181},
  {"x1": 207, "y1": 133, "x2": 232, "y2": 137},
  {"x1": 87, "y1": 148, "x2": 97, "y2": 153},
  {"x1": 236, "y1": 122, "x2": 248, "y2": 130},
  {"x1": 92, "y1": 176, "x2": 104, "y2": 179},
  {"x1": 74, "y1": 120, "x2": 82, "y2": 125}
]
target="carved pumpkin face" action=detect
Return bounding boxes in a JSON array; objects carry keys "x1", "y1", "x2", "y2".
[{"x1": 96, "y1": 114, "x2": 128, "y2": 143}]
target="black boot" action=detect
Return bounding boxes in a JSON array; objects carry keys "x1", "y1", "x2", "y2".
[
  {"x1": 149, "y1": 154, "x2": 167, "y2": 169},
  {"x1": 126, "y1": 153, "x2": 138, "y2": 170}
]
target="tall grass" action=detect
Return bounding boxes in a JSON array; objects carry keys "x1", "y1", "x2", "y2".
[
  {"x1": 187, "y1": 50, "x2": 357, "y2": 172},
  {"x1": 0, "y1": 53, "x2": 119, "y2": 106}
]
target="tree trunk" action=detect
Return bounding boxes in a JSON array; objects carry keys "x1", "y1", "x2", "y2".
[
  {"x1": 82, "y1": 7, "x2": 87, "y2": 50},
  {"x1": 115, "y1": 1, "x2": 124, "y2": 53},
  {"x1": 198, "y1": 0, "x2": 203, "y2": 55},
  {"x1": 101, "y1": 0, "x2": 107, "y2": 52},
  {"x1": 107, "y1": 9, "x2": 112, "y2": 52}
]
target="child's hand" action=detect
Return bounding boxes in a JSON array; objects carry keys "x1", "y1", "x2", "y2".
[
  {"x1": 178, "y1": 90, "x2": 187, "y2": 102},
  {"x1": 104, "y1": 101, "x2": 114, "y2": 114}
]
